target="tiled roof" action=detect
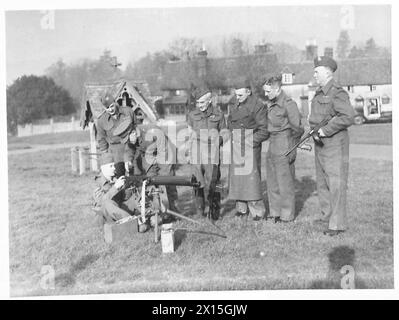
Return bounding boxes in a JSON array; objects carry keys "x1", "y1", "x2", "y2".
[
  {"x1": 160, "y1": 53, "x2": 280, "y2": 90},
  {"x1": 160, "y1": 55, "x2": 391, "y2": 90},
  {"x1": 283, "y1": 57, "x2": 391, "y2": 86},
  {"x1": 80, "y1": 79, "x2": 158, "y2": 127}
]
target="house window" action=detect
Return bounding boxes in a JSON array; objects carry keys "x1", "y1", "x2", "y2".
[
  {"x1": 282, "y1": 73, "x2": 293, "y2": 85},
  {"x1": 381, "y1": 95, "x2": 391, "y2": 104},
  {"x1": 347, "y1": 86, "x2": 354, "y2": 93},
  {"x1": 369, "y1": 85, "x2": 377, "y2": 92},
  {"x1": 169, "y1": 104, "x2": 186, "y2": 115}
]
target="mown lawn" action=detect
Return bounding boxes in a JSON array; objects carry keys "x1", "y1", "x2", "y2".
[
  {"x1": 7, "y1": 122, "x2": 392, "y2": 152},
  {"x1": 7, "y1": 130, "x2": 90, "y2": 150},
  {"x1": 8, "y1": 147, "x2": 393, "y2": 296},
  {"x1": 348, "y1": 123, "x2": 392, "y2": 145}
]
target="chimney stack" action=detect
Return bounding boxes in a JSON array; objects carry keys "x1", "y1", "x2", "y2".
[
  {"x1": 197, "y1": 47, "x2": 208, "y2": 79},
  {"x1": 305, "y1": 39, "x2": 318, "y2": 61},
  {"x1": 324, "y1": 47, "x2": 334, "y2": 58}
]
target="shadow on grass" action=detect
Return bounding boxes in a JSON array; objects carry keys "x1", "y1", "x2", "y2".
[
  {"x1": 174, "y1": 229, "x2": 187, "y2": 250},
  {"x1": 309, "y1": 246, "x2": 367, "y2": 289},
  {"x1": 294, "y1": 175, "x2": 317, "y2": 219},
  {"x1": 55, "y1": 254, "x2": 100, "y2": 288}
]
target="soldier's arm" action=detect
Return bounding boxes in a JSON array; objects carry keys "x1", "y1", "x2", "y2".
[
  {"x1": 218, "y1": 112, "x2": 230, "y2": 144},
  {"x1": 129, "y1": 107, "x2": 137, "y2": 127},
  {"x1": 103, "y1": 184, "x2": 122, "y2": 201},
  {"x1": 253, "y1": 100, "x2": 269, "y2": 146},
  {"x1": 322, "y1": 89, "x2": 355, "y2": 136},
  {"x1": 96, "y1": 119, "x2": 109, "y2": 153},
  {"x1": 286, "y1": 100, "x2": 304, "y2": 141}
]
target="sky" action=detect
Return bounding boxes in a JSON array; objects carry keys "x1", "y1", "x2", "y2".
[{"x1": 5, "y1": 5, "x2": 391, "y2": 84}]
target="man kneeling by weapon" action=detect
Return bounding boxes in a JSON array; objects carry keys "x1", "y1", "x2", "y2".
[
  {"x1": 92, "y1": 160, "x2": 142, "y2": 225},
  {"x1": 92, "y1": 156, "x2": 203, "y2": 234}
]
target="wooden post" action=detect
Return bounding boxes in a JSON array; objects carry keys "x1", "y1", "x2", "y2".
[
  {"x1": 50, "y1": 118, "x2": 54, "y2": 133},
  {"x1": 71, "y1": 147, "x2": 78, "y2": 173},
  {"x1": 89, "y1": 122, "x2": 99, "y2": 172},
  {"x1": 79, "y1": 147, "x2": 87, "y2": 175},
  {"x1": 155, "y1": 210, "x2": 159, "y2": 243}
]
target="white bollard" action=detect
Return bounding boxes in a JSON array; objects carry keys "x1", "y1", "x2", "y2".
[
  {"x1": 71, "y1": 147, "x2": 79, "y2": 173},
  {"x1": 79, "y1": 147, "x2": 88, "y2": 175}
]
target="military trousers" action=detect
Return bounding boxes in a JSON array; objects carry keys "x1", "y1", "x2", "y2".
[
  {"x1": 314, "y1": 130, "x2": 350, "y2": 231},
  {"x1": 191, "y1": 163, "x2": 221, "y2": 213},
  {"x1": 266, "y1": 131, "x2": 296, "y2": 221},
  {"x1": 102, "y1": 199, "x2": 131, "y2": 223}
]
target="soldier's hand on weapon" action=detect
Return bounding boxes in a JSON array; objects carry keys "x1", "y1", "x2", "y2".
[
  {"x1": 129, "y1": 130, "x2": 138, "y2": 145},
  {"x1": 317, "y1": 128, "x2": 326, "y2": 137},
  {"x1": 125, "y1": 161, "x2": 131, "y2": 172},
  {"x1": 114, "y1": 176, "x2": 126, "y2": 190}
]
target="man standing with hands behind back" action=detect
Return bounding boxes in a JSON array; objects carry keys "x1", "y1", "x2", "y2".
[
  {"x1": 263, "y1": 75, "x2": 304, "y2": 223},
  {"x1": 310, "y1": 56, "x2": 355, "y2": 236}
]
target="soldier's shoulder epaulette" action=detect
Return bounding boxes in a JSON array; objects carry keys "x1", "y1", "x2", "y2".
[
  {"x1": 284, "y1": 95, "x2": 293, "y2": 104},
  {"x1": 331, "y1": 82, "x2": 345, "y2": 92}
]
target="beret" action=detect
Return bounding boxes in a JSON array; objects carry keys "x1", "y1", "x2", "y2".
[
  {"x1": 232, "y1": 77, "x2": 251, "y2": 90},
  {"x1": 314, "y1": 56, "x2": 338, "y2": 72},
  {"x1": 194, "y1": 87, "x2": 211, "y2": 100},
  {"x1": 101, "y1": 91, "x2": 115, "y2": 108},
  {"x1": 263, "y1": 74, "x2": 283, "y2": 86}
]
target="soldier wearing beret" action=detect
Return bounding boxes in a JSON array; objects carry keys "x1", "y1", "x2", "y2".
[
  {"x1": 263, "y1": 75, "x2": 304, "y2": 223},
  {"x1": 96, "y1": 91, "x2": 138, "y2": 165},
  {"x1": 92, "y1": 158, "x2": 131, "y2": 223},
  {"x1": 186, "y1": 88, "x2": 227, "y2": 218},
  {"x1": 227, "y1": 79, "x2": 269, "y2": 220},
  {"x1": 310, "y1": 56, "x2": 355, "y2": 236}
]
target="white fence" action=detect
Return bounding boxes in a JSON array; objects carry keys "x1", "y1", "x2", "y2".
[{"x1": 17, "y1": 117, "x2": 83, "y2": 137}]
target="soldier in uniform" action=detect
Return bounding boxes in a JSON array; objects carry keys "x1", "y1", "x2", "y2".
[
  {"x1": 227, "y1": 79, "x2": 269, "y2": 220},
  {"x1": 92, "y1": 156, "x2": 131, "y2": 223},
  {"x1": 133, "y1": 122, "x2": 180, "y2": 214},
  {"x1": 263, "y1": 75, "x2": 304, "y2": 223},
  {"x1": 309, "y1": 56, "x2": 355, "y2": 236},
  {"x1": 96, "y1": 91, "x2": 138, "y2": 165},
  {"x1": 186, "y1": 88, "x2": 227, "y2": 218}
]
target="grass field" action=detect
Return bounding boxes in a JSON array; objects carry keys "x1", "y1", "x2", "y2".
[
  {"x1": 7, "y1": 122, "x2": 392, "y2": 152},
  {"x1": 8, "y1": 145, "x2": 393, "y2": 296},
  {"x1": 348, "y1": 123, "x2": 392, "y2": 145}
]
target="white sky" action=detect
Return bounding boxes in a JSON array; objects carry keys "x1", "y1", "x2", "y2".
[{"x1": 5, "y1": 5, "x2": 391, "y2": 84}]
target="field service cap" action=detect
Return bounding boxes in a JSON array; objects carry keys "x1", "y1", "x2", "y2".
[{"x1": 314, "y1": 56, "x2": 338, "y2": 72}]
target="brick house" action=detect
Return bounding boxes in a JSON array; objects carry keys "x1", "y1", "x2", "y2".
[{"x1": 158, "y1": 46, "x2": 391, "y2": 122}]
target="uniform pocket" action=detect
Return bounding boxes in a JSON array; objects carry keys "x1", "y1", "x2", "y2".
[{"x1": 208, "y1": 115, "x2": 222, "y2": 129}]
